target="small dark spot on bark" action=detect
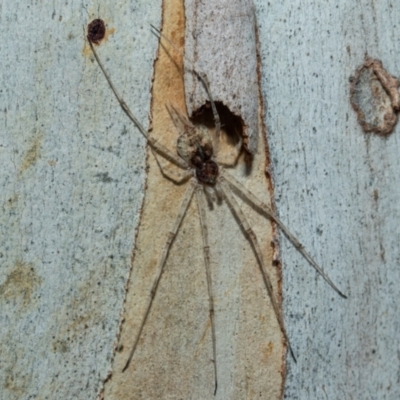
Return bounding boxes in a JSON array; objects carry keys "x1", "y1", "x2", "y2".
[
  {"x1": 95, "y1": 172, "x2": 113, "y2": 183},
  {"x1": 88, "y1": 19, "x2": 106, "y2": 45},
  {"x1": 116, "y1": 344, "x2": 124, "y2": 352}
]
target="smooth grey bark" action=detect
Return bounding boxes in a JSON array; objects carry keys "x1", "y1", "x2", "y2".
[
  {"x1": 255, "y1": 1, "x2": 400, "y2": 399},
  {"x1": 0, "y1": 1, "x2": 161, "y2": 398}
]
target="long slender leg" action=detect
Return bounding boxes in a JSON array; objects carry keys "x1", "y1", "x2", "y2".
[
  {"x1": 217, "y1": 179, "x2": 296, "y2": 361},
  {"x1": 195, "y1": 71, "x2": 221, "y2": 146},
  {"x1": 150, "y1": 25, "x2": 222, "y2": 148},
  {"x1": 195, "y1": 186, "x2": 218, "y2": 396},
  {"x1": 221, "y1": 170, "x2": 347, "y2": 298},
  {"x1": 151, "y1": 148, "x2": 193, "y2": 184},
  {"x1": 147, "y1": 136, "x2": 190, "y2": 170},
  {"x1": 217, "y1": 135, "x2": 243, "y2": 168},
  {"x1": 88, "y1": 38, "x2": 189, "y2": 170},
  {"x1": 166, "y1": 103, "x2": 195, "y2": 133},
  {"x1": 122, "y1": 180, "x2": 196, "y2": 372}
]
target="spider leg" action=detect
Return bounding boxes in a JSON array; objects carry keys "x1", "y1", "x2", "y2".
[
  {"x1": 122, "y1": 180, "x2": 196, "y2": 372},
  {"x1": 195, "y1": 71, "x2": 221, "y2": 145},
  {"x1": 217, "y1": 135, "x2": 243, "y2": 168},
  {"x1": 166, "y1": 103, "x2": 195, "y2": 131},
  {"x1": 88, "y1": 37, "x2": 189, "y2": 170},
  {"x1": 217, "y1": 179, "x2": 296, "y2": 362},
  {"x1": 150, "y1": 25, "x2": 222, "y2": 150},
  {"x1": 195, "y1": 186, "x2": 218, "y2": 396},
  {"x1": 148, "y1": 136, "x2": 189, "y2": 170},
  {"x1": 221, "y1": 170, "x2": 347, "y2": 299},
  {"x1": 151, "y1": 148, "x2": 193, "y2": 184}
]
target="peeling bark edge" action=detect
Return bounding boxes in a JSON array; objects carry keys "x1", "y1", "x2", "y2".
[
  {"x1": 94, "y1": 21, "x2": 162, "y2": 400},
  {"x1": 253, "y1": 12, "x2": 287, "y2": 397},
  {"x1": 184, "y1": 0, "x2": 260, "y2": 155},
  {"x1": 350, "y1": 56, "x2": 400, "y2": 136}
]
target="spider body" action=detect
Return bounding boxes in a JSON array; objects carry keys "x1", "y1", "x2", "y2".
[
  {"x1": 87, "y1": 27, "x2": 346, "y2": 397},
  {"x1": 193, "y1": 150, "x2": 218, "y2": 186},
  {"x1": 172, "y1": 108, "x2": 219, "y2": 186}
]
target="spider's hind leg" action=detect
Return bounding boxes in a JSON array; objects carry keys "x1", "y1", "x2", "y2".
[
  {"x1": 221, "y1": 170, "x2": 347, "y2": 299},
  {"x1": 216, "y1": 132, "x2": 243, "y2": 168},
  {"x1": 196, "y1": 186, "x2": 218, "y2": 396},
  {"x1": 217, "y1": 178, "x2": 297, "y2": 361},
  {"x1": 122, "y1": 180, "x2": 196, "y2": 372}
]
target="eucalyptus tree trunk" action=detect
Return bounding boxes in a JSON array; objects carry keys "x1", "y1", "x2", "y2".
[{"x1": 1, "y1": 1, "x2": 399, "y2": 399}]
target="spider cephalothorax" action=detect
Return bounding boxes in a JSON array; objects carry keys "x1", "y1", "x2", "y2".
[
  {"x1": 190, "y1": 143, "x2": 219, "y2": 186},
  {"x1": 169, "y1": 103, "x2": 219, "y2": 185}
]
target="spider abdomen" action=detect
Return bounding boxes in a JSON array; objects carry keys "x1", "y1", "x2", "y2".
[{"x1": 195, "y1": 159, "x2": 219, "y2": 185}]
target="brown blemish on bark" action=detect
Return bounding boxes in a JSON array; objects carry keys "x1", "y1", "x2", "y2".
[
  {"x1": 350, "y1": 57, "x2": 400, "y2": 136},
  {"x1": 52, "y1": 339, "x2": 69, "y2": 354},
  {"x1": 88, "y1": 19, "x2": 106, "y2": 45},
  {"x1": 4, "y1": 365, "x2": 27, "y2": 397},
  {"x1": 83, "y1": 20, "x2": 115, "y2": 57},
  {"x1": 6, "y1": 193, "x2": 18, "y2": 207},
  {"x1": 52, "y1": 276, "x2": 108, "y2": 361},
  {"x1": 19, "y1": 133, "x2": 43, "y2": 176},
  {"x1": 373, "y1": 189, "x2": 379, "y2": 202},
  {"x1": 2, "y1": 324, "x2": 34, "y2": 397},
  {"x1": 262, "y1": 341, "x2": 274, "y2": 360},
  {"x1": 0, "y1": 261, "x2": 42, "y2": 311}
]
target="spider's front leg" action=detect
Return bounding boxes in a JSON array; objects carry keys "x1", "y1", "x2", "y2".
[
  {"x1": 150, "y1": 26, "x2": 223, "y2": 152},
  {"x1": 150, "y1": 148, "x2": 192, "y2": 184},
  {"x1": 87, "y1": 37, "x2": 189, "y2": 171},
  {"x1": 216, "y1": 135, "x2": 243, "y2": 168},
  {"x1": 221, "y1": 170, "x2": 347, "y2": 299}
]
